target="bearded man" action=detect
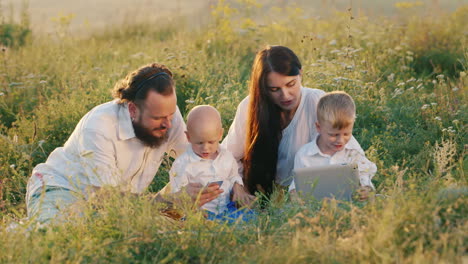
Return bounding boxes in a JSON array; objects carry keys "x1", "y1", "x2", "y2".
[{"x1": 26, "y1": 63, "x2": 222, "y2": 223}]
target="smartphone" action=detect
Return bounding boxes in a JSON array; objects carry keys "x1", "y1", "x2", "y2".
[{"x1": 206, "y1": 180, "x2": 223, "y2": 187}]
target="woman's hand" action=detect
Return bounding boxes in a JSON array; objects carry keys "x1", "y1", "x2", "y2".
[
  {"x1": 186, "y1": 182, "x2": 224, "y2": 207},
  {"x1": 232, "y1": 182, "x2": 257, "y2": 208}
]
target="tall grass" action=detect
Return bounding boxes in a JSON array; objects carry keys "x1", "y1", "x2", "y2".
[{"x1": 0, "y1": 0, "x2": 466, "y2": 262}]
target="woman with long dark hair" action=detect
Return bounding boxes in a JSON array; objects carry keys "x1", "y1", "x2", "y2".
[{"x1": 222, "y1": 45, "x2": 325, "y2": 205}]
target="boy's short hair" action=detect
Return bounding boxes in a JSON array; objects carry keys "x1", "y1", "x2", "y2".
[{"x1": 317, "y1": 91, "x2": 356, "y2": 129}]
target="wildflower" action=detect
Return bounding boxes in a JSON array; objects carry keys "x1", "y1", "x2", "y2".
[
  {"x1": 392, "y1": 88, "x2": 403, "y2": 98},
  {"x1": 394, "y1": 46, "x2": 403, "y2": 51},
  {"x1": 0, "y1": 92, "x2": 4, "y2": 96},
  {"x1": 13, "y1": 135, "x2": 18, "y2": 143},
  {"x1": 432, "y1": 80, "x2": 437, "y2": 84},
  {"x1": 406, "y1": 77, "x2": 416, "y2": 83},
  {"x1": 435, "y1": 116, "x2": 442, "y2": 121},
  {"x1": 185, "y1": 99, "x2": 195, "y2": 104},
  {"x1": 205, "y1": 96, "x2": 213, "y2": 100},
  {"x1": 329, "y1": 39, "x2": 337, "y2": 45},
  {"x1": 345, "y1": 65, "x2": 354, "y2": 70},
  {"x1": 406, "y1": 51, "x2": 414, "y2": 55},
  {"x1": 431, "y1": 102, "x2": 437, "y2": 106},
  {"x1": 421, "y1": 104, "x2": 429, "y2": 110},
  {"x1": 406, "y1": 56, "x2": 413, "y2": 62},
  {"x1": 10, "y1": 164, "x2": 15, "y2": 169},
  {"x1": 397, "y1": 82, "x2": 406, "y2": 87},
  {"x1": 452, "y1": 120, "x2": 459, "y2": 124},
  {"x1": 93, "y1": 67, "x2": 102, "y2": 71},
  {"x1": 408, "y1": 86, "x2": 414, "y2": 91},
  {"x1": 387, "y1": 73, "x2": 395, "y2": 82},
  {"x1": 401, "y1": 66, "x2": 410, "y2": 71},
  {"x1": 416, "y1": 83, "x2": 424, "y2": 89},
  {"x1": 460, "y1": 72, "x2": 466, "y2": 78},
  {"x1": 39, "y1": 80, "x2": 47, "y2": 84},
  {"x1": 452, "y1": 87, "x2": 459, "y2": 92},
  {"x1": 436, "y1": 74, "x2": 445, "y2": 79}
]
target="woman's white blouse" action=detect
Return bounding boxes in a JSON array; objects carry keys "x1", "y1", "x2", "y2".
[{"x1": 221, "y1": 87, "x2": 325, "y2": 186}]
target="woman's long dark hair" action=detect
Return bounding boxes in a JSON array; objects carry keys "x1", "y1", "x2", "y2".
[{"x1": 243, "y1": 45, "x2": 302, "y2": 196}]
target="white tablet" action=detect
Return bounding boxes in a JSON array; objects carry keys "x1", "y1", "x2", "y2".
[{"x1": 293, "y1": 163, "x2": 359, "y2": 201}]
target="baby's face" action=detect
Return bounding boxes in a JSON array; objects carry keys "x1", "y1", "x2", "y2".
[
  {"x1": 186, "y1": 122, "x2": 223, "y2": 160},
  {"x1": 316, "y1": 120, "x2": 354, "y2": 155}
]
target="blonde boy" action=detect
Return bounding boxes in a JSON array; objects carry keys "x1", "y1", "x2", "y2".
[
  {"x1": 169, "y1": 105, "x2": 245, "y2": 216},
  {"x1": 289, "y1": 91, "x2": 377, "y2": 200}
]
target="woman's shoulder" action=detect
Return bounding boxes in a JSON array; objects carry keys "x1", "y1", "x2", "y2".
[{"x1": 302, "y1": 87, "x2": 326, "y2": 100}]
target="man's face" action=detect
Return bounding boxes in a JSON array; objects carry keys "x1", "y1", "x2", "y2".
[{"x1": 130, "y1": 90, "x2": 177, "y2": 148}]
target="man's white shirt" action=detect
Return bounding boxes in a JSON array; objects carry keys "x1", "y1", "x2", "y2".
[
  {"x1": 169, "y1": 146, "x2": 243, "y2": 215},
  {"x1": 289, "y1": 135, "x2": 377, "y2": 191},
  {"x1": 26, "y1": 100, "x2": 188, "y2": 203}
]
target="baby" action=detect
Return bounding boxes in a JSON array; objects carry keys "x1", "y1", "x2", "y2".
[
  {"x1": 289, "y1": 91, "x2": 377, "y2": 201},
  {"x1": 169, "y1": 105, "x2": 249, "y2": 220}
]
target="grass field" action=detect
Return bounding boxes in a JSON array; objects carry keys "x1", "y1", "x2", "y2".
[{"x1": 0, "y1": 0, "x2": 467, "y2": 263}]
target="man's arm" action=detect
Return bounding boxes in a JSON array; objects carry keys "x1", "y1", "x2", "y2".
[{"x1": 78, "y1": 129, "x2": 122, "y2": 187}]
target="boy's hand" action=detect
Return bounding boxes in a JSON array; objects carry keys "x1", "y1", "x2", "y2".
[
  {"x1": 186, "y1": 182, "x2": 224, "y2": 207},
  {"x1": 355, "y1": 186, "x2": 373, "y2": 201},
  {"x1": 232, "y1": 182, "x2": 257, "y2": 208},
  {"x1": 289, "y1": 189, "x2": 305, "y2": 205}
]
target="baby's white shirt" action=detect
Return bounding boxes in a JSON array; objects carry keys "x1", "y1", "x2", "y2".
[
  {"x1": 289, "y1": 135, "x2": 377, "y2": 191},
  {"x1": 169, "y1": 146, "x2": 243, "y2": 214}
]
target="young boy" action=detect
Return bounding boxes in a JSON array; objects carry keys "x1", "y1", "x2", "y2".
[
  {"x1": 169, "y1": 105, "x2": 251, "y2": 221},
  {"x1": 289, "y1": 91, "x2": 377, "y2": 201}
]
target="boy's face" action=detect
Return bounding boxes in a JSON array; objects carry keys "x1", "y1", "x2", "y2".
[
  {"x1": 186, "y1": 122, "x2": 223, "y2": 160},
  {"x1": 316, "y1": 120, "x2": 354, "y2": 155}
]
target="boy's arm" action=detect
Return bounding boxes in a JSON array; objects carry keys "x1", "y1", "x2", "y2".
[
  {"x1": 350, "y1": 150, "x2": 377, "y2": 189},
  {"x1": 228, "y1": 155, "x2": 256, "y2": 207},
  {"x1": 227, "y1": 157, "x2": 243, "y2": 186}
]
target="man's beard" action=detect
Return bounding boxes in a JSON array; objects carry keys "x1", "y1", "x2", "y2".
[{"x1": 132, "y1": 120, "x2": 169, "y2": 148}]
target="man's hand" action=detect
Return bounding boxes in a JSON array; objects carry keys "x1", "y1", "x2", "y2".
[
  {"x1": 232, "y1": 182, "x2": 256, "y2": 208},
  {"x1": 186, "y1": 182, "x2": 224, "y2": 207}
]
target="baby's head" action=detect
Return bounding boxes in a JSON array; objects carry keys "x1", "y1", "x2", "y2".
[
  {"x1": 186, "y1": 105, "x2": 224, "y2": 159},
  {"x1": 316, "y1": 91, "x2": 356, "y2": 155}
]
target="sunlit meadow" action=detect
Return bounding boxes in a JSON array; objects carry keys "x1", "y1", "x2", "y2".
[{"x1": 0, "y1": 0, "x2": 466, "y2": 263}]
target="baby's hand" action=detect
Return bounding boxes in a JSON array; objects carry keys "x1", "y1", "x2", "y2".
[
  {"x1": 355, "y1": 186, "x2": 373, "y2": 201},
  {"x1": 232, "y1": 182, "x2": 257, "y2": 208}
]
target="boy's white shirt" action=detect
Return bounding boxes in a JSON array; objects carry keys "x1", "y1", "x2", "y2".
[
  {"x1": 289, "y1": 135, "x2": 377, "y2": 191},
  {"x1": 169, "y1": 145, "x2": 243, "y2": 214}
]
